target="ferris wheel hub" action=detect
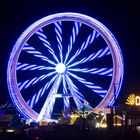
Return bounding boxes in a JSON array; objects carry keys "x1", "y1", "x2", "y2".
[{"x1": 55, "y1": 63, "x2": 66, "y2": 73}]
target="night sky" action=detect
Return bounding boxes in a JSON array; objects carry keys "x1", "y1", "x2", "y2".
[{"x1": 0, "y1": 0, "x2": 140, "y2": 106}]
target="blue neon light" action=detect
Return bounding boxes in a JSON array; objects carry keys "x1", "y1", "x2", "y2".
[{"x1": 7, "y1": 12, "x2": 124, "y2": 122}]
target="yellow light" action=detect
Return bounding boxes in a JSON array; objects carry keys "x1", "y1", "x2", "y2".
[
  {"x1": 113, "y1": 115, "x2": 122, "y2": 126},
  {"x1": 113, "y1": 123, "x2": 122, "y2": 126},
  {"x1": 99, "y1": 124, "x2": 107, "y2": 128},
  {"x1": 70, "y1": 114, "x2": 79, "y2": 125},
  {"x1": 125, "y1": 94, "x2": 135, "y2": 105},
  {"x1": 99, "y1": 116, "x2": 107, "y2": 128},
  {"x1": 135, "y1": 96, "x2": 140, "y2": 106},
  {"x1": 6, "y1": 129, "x2": 14, "y2": 133},
  {"x1": 125, "y1": 94, "x2": 140, "y2": 106},
  {"x1": 99, "y1": 115, "x2": 123, "y2": 128}
]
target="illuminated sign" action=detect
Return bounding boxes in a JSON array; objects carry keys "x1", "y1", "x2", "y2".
[
  {"x1": 125, "y1": 94, "x2": 140, "y2": 106},
  {"x1": 135, "y1": 96, "x2": 140, "y2": 106}
]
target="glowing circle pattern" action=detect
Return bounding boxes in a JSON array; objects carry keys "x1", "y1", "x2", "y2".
[
  {"x1": 55, "y1": 63, "x2": 66, "y2": 74},
  {"x1": 7, "y1": 13, "x2": 124, "y2": 122}
]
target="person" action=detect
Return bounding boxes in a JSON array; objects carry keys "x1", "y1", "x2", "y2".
[
  {"x1": 79, "y1": 101, "x2": 92, "y2": 118},
  {"x1": 78, "y1": 101, "x2": 91, "y2": 131}
]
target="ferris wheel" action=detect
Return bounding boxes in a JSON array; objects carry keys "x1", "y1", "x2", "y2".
[{"x1": 7, "y1": 12, "x2": 124, "y2": 122}]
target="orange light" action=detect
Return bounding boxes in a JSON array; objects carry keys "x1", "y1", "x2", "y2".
[
  {"x1": 125, "y1": 94, "x2": 135, "y2": 105},
  {"x1": 135, "y1": 96, "x2": 140, "y2": 106},
  {"x1": 125, "y1": 94, "x2": 140, "y2": 106}
]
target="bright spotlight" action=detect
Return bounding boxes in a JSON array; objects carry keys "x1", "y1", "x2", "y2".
[{"x1": 55, "y1": 63, "x2": 66, "y2": 73}]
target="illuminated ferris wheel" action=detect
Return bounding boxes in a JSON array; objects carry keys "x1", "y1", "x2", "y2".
[{"x1": 7, "y1": 13, "x2": 124, "y2": 122}]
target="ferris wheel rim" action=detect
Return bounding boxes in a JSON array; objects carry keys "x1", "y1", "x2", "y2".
[{"x1": 7, "y1": 12, "x2": 124, "y2": 121}]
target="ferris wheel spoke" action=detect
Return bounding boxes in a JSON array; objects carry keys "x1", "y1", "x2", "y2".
[
  {"x1": 27, "y1": 74, "x2": 58, "y2": 108},
  {"x1": 17, "y1": 62, "x2": 54, "y2": 71},
  {"x1": 62, "y1": 75, "x2": 73, "y2": 117},
  {"x1": 65, "y1": 76, "x2": 86, "y2": 102},
  {"x1": 62, "y1": 75, "x2": 84, "y2": 102},
  {"x1": 35, "y1": 28, "x2": 59, "y2": 63},
  {"x1": 18, "y1": 71, "x2": 56, "y2": 91},
  {"x1": 37, "y1": 74, "x2": 62, "y2": 121},
  {"x1": 65, "y1": 74, "x2": 87, "y2": 110},
  {"x1": 64, "y1": 22, "x2": 81, "y2": 64},
  {"x1": 54, "y1": 22, "x2": 63, "y2": 62},
  {"x1": 67, "y1": 46, "x2": 110, "y2": 68},
  {"x1": 63, "y1": 97, "x2": 70, "y2": 117},
  {"x1": 67, "y1": 71, "x2": 107, "y2": 98},
  {"x1": 62, "y1": 75, "x2": 68, "y2": 93},
  {"x1": 65, "y1": 74, "x2": 93, "y2": 111},
  {"x1": 22, "y1": 43, "x2": 56, "y2": 65},
  {"x1": 68, "y1": 67, "x2": 113, "y2": 76},
  {"x1": 62, "y1": 76, "x2": 71, "y2": 117},
  {"x1": 66, "y1": 30, "x2": 99, "y2": 66}
]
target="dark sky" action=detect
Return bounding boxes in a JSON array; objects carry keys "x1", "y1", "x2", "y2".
[{"x1": 0, "y1": 0, "x2": 140, "y2": 105}]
